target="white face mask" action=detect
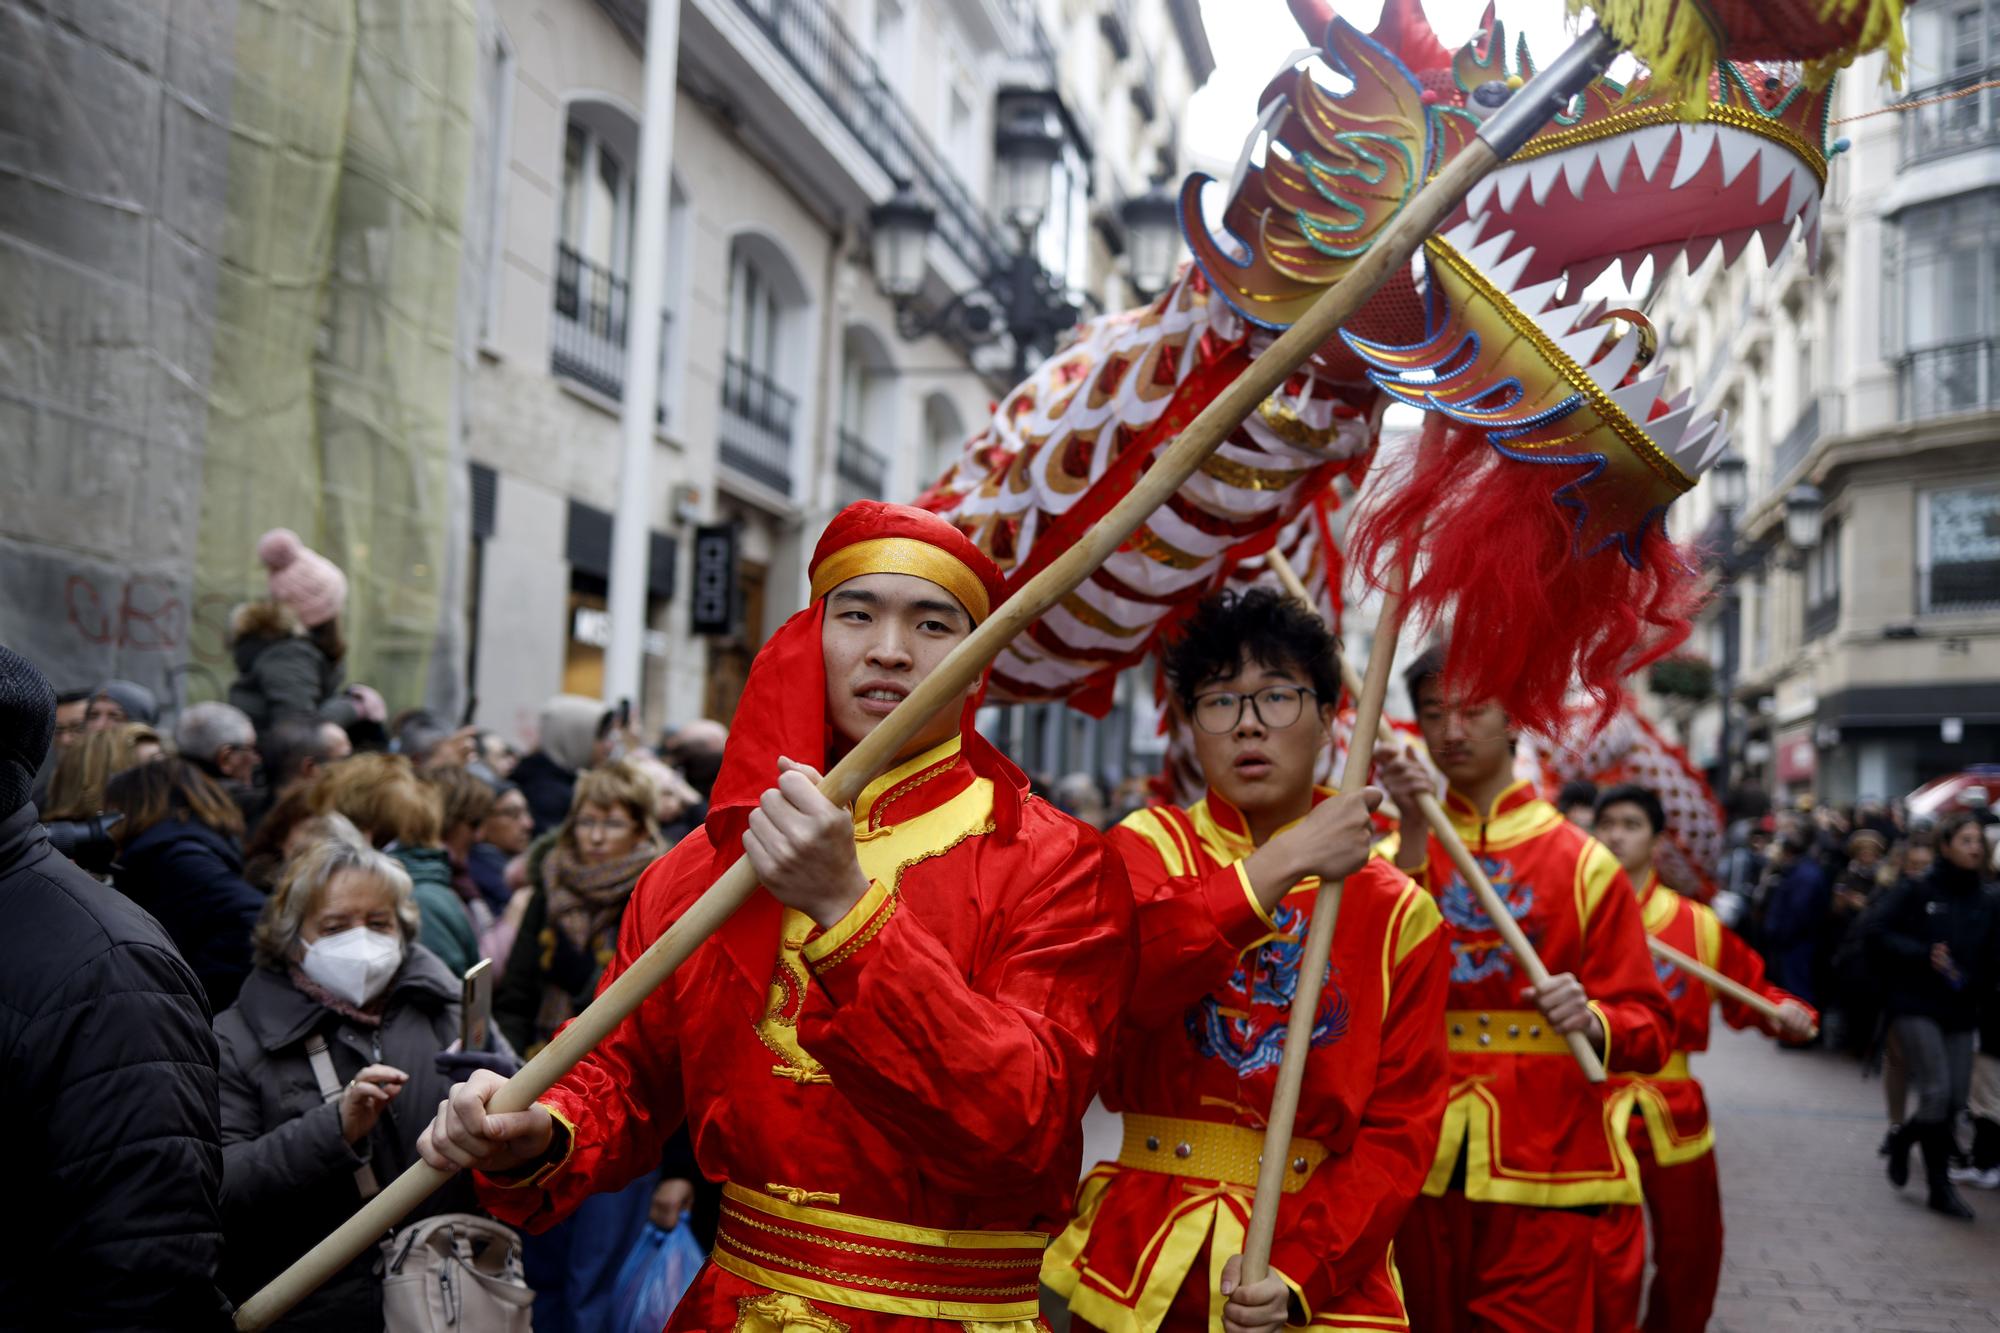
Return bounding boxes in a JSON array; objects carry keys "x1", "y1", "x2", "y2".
[{"x1": 300, "y1": 926, "x2": 405, "y2": 1007}]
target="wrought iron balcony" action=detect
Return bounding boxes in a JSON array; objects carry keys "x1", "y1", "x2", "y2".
[
  {"x1": 720, "y1": 354, "x2": 799, "y2": 496},
  {"x1": 730, "y1": 0, "x2": 1009, "y2": 278},
  {"x1": 1769, "y1": 394, "x2": 1840, "y2": 498},
  {"x1": 1898, "y1": 338, "x2": 1999, "y2": 422},
  {"x1": 834, "y1": 428, "x2": 889, "y2": 503},
  {"x1": 1899, "y1": 70, "x2": 2000, "y2": 169},
  {"x1": 551, "y1": 243, "x2": 672, "y2": 421}
]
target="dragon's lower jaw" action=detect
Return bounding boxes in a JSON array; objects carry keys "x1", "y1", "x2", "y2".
[{"x1": 1455, "y1": 118, "x2": 1826, "y2": 294}]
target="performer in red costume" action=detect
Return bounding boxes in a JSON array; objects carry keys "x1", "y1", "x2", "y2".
[
  {"x1": 417, "y1": 501, "x2": 1138, "y2": 1332},
  {"x1": 1587, "y1": 784, "x2": 1816, "y2": 1333},
  {"x1": 1371, "y1": 646, "x2": 1674, "y2": 1333},
  {"x1": 1044, "y1": 589, "x2": 1449, "y2": 1333}
]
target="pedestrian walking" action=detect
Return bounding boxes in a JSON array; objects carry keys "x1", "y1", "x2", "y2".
[{"x1": 1866, "y1": 813, "x2": 2000, "y2": 1220}]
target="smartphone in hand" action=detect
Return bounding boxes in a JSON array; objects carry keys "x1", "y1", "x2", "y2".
[{"x1": 461, "y1": 958, "x2": 493, "y2": 1051}]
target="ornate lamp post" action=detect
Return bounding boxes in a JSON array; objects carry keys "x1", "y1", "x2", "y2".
[{"x1": 868, "y1": 89, "x2": 1085, "y2": 381}]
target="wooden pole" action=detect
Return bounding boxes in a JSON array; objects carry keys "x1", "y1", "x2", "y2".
[
  {"x1": 1266, "y1": 548, "x2": 1606, "y2": 1083},
  {"x1": 1238, "y1": 577, "x2": 1405, "y2": 1284},
  {"x1": 1648, "y1": 936, "x2": 1813, "y2": 1036},
  {"x1": 234, "y1": 122, "x2": 1513, "y2": 1333}
]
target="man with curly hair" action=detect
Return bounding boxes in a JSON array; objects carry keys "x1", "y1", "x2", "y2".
[{"x1": 1043, "y1": 587, "x2": 1450, "y2": 1333}]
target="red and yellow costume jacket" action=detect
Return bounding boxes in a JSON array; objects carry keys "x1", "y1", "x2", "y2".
[
  {"x1": 1385, "y1": 782, "x2": 1673, "y2": 1207},
  {"x1": 1044, "y1": 788, "x2": 1449, "y2": 1333},
  {"x1": 477, "y1": 734, "x2": 1137, "y2": 1331},
  {"x1": 1619, "y1": 871, "x2": 1816, "y2": 1166}
]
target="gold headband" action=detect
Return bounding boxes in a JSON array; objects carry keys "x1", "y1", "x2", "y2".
[{"x1": 810, "y1": 537, "x2": 991, "y2": 623}]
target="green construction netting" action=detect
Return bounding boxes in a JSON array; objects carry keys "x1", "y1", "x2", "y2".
[{"x1": 195, "y1": 0, "x2": 474, "y2": 707}]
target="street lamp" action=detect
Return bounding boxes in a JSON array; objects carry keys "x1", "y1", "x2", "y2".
[
  {"x1": 866, "y1": 87, "x2": 1081, "y2": 381},
  {"x1": 1784, "y1": 483, "x2": 1824, "y2": 553},
  {"x1": 869, "y1": 182, "x2": 935, "y2": 301},
  {"x1": 1118, "y1": 180, "x2": 1183, "y2": 300},
  {"x1": 993, "y1": 91, "x2": 1063, "y2": 234},
  {"x1": 1710, "y1": 450, "x2": 1748, "y2": 512}
]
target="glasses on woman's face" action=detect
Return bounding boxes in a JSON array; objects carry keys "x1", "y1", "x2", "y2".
[
  {"x1": 1191, "y1": 684, "x2": 1317, "y2": 735},
  {"x1": 575, "y1": 817, "x2": 636, "y2": 836}
]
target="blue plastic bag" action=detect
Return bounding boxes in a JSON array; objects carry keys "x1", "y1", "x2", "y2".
[{"x1": 609, "y1": 1214, "x2": 706, "y2": 1333}]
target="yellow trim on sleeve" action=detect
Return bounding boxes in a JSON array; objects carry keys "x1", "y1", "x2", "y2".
[
  {"x1": 1586, "y1": 1000, "x2": 1613, "y2": 1068},
  {"x1": 801, "y1": 880, "x2": 898, "y2": 972},
  {"x1": 1234, "y1": 860, "x2": 1283, "y2": 933},
  {"x1": 801, "y1": 880, "x2": 894, "y2": 965},
  {"x1": 1272, "y1": 1264, "x2": 1314, "y2": 1329},
  {"x1": 484, "y1": 1102, "x2": 577, "y2": 1189}
]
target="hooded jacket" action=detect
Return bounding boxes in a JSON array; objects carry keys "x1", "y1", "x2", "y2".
[
  {"x1": 228, "y1": 602, "x2": 344, "y2": 731},
  {"x1": 515, "y1": 695, "x2": 606, "y2": 835}
]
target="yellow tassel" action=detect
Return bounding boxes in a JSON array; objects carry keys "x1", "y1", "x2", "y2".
[
  {"x1": 1571, "y1": 0, "x2": 1908, "y2": 112},
  {"x1": 1807, "y1": 0, "x2": 1907, "y2": 92},
  {"x1": 1567, "y1": 0, "x2": 1720, "y2": 118}
]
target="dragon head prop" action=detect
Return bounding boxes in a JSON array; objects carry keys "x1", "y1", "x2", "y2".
[
  {"x1": 915, "y1": 0, "x2": 1871, "y2": 736},
  {"x1": 1181, "y1": 0, "x2": 1847, "y2": 733}
]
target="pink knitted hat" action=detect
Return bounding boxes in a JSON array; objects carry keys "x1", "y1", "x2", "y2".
[{"x1": 257, "y1": 528, "x2": 348, "y2": 628}]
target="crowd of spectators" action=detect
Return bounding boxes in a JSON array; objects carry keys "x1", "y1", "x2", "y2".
[{"x1": 5, "y1": 527, "x2": 729, "y2": 1330}]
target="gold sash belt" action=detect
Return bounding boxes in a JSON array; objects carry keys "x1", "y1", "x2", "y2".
[{"x1": 1117, "y1": 1113, "x2": 1327, "y2": 1195}]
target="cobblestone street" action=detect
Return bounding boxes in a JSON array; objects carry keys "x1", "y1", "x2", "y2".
[{"x1": 1705, "y1": 1026, "x2": 2000, "y2": 1331}]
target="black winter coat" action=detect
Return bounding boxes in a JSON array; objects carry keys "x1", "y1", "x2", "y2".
[
  {"x1": 115, "y1": 818, "x2": 267, "y2": 1012},
  {"x1": 0, "y1": 805, "x2": 231, "y2": 1331},
  {"x1": 213, "y1": 946, "x2": 491, "y2": 1331},
  {"x1": 1866, "y1": 862, "x2": 2000, "y2": 1031}
]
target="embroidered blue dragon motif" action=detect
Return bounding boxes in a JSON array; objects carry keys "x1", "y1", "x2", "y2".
[
  {"x1": 1439, "y1": 856, "x2": 1534, "y2": 984},
  {"x1": 1187, "y1": 901, "x2": 1351, "y2": 1076}
]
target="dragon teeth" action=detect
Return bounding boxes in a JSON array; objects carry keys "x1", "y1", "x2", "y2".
[
  {"x1": 1629, "y1": 124, "x2": 1677, "y2": 182},
  {"x1": 1563, "y1": 149, "x2": 1597, "y2": 200},
  {"x1": 1784, "y1": 164, "x2": 1817, "y2": 222},
  {"x1": 1512, "y1": 276, "x2": 1566, "y2": 316},
  {"x1": 1716, "y1": 131, "x2": 1759, "y2": 188},
  {"x1": 1670, "y1": 123, "x2": 1717, "y2": 189},
  {"x1": 1528, "y1": 156, "x2": 1566, "y2": 206},
  {"x1": 1443, "y1": 214, "x2": 1490, "y2": 252},
  {"x1": 1755, "y1": 140, "x2": 1793, "y2": 206},
  {"x1": 1595, "y1": 137, "x2": 1630, "y2": 193},
  {"x1": 1495, "y1": 167, "x2": 1531, "y2": 213},
  {"x1": 1464, "y1": 175, "x2": 1498, "y2": 216},
  {"x1": 1587, "y1": 328, "x2": 1645, "y2": 390}
]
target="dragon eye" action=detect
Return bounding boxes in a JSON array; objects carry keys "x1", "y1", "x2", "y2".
[{"x1": 1464, "y1": 80, "x2": 1513, "y2": 120}]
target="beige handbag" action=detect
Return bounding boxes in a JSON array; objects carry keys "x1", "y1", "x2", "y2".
[
  {"x1": 299, "y1": 1033, "x2": 533, "y2": 1330},
  {"x1": 380, "y1": 1213, "x2": 535, "y2": 1332}
]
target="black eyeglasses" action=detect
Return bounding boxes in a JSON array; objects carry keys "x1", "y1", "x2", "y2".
[{"x1": 1191, "y1": 685, "x2": 1318, "y2": 735}]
